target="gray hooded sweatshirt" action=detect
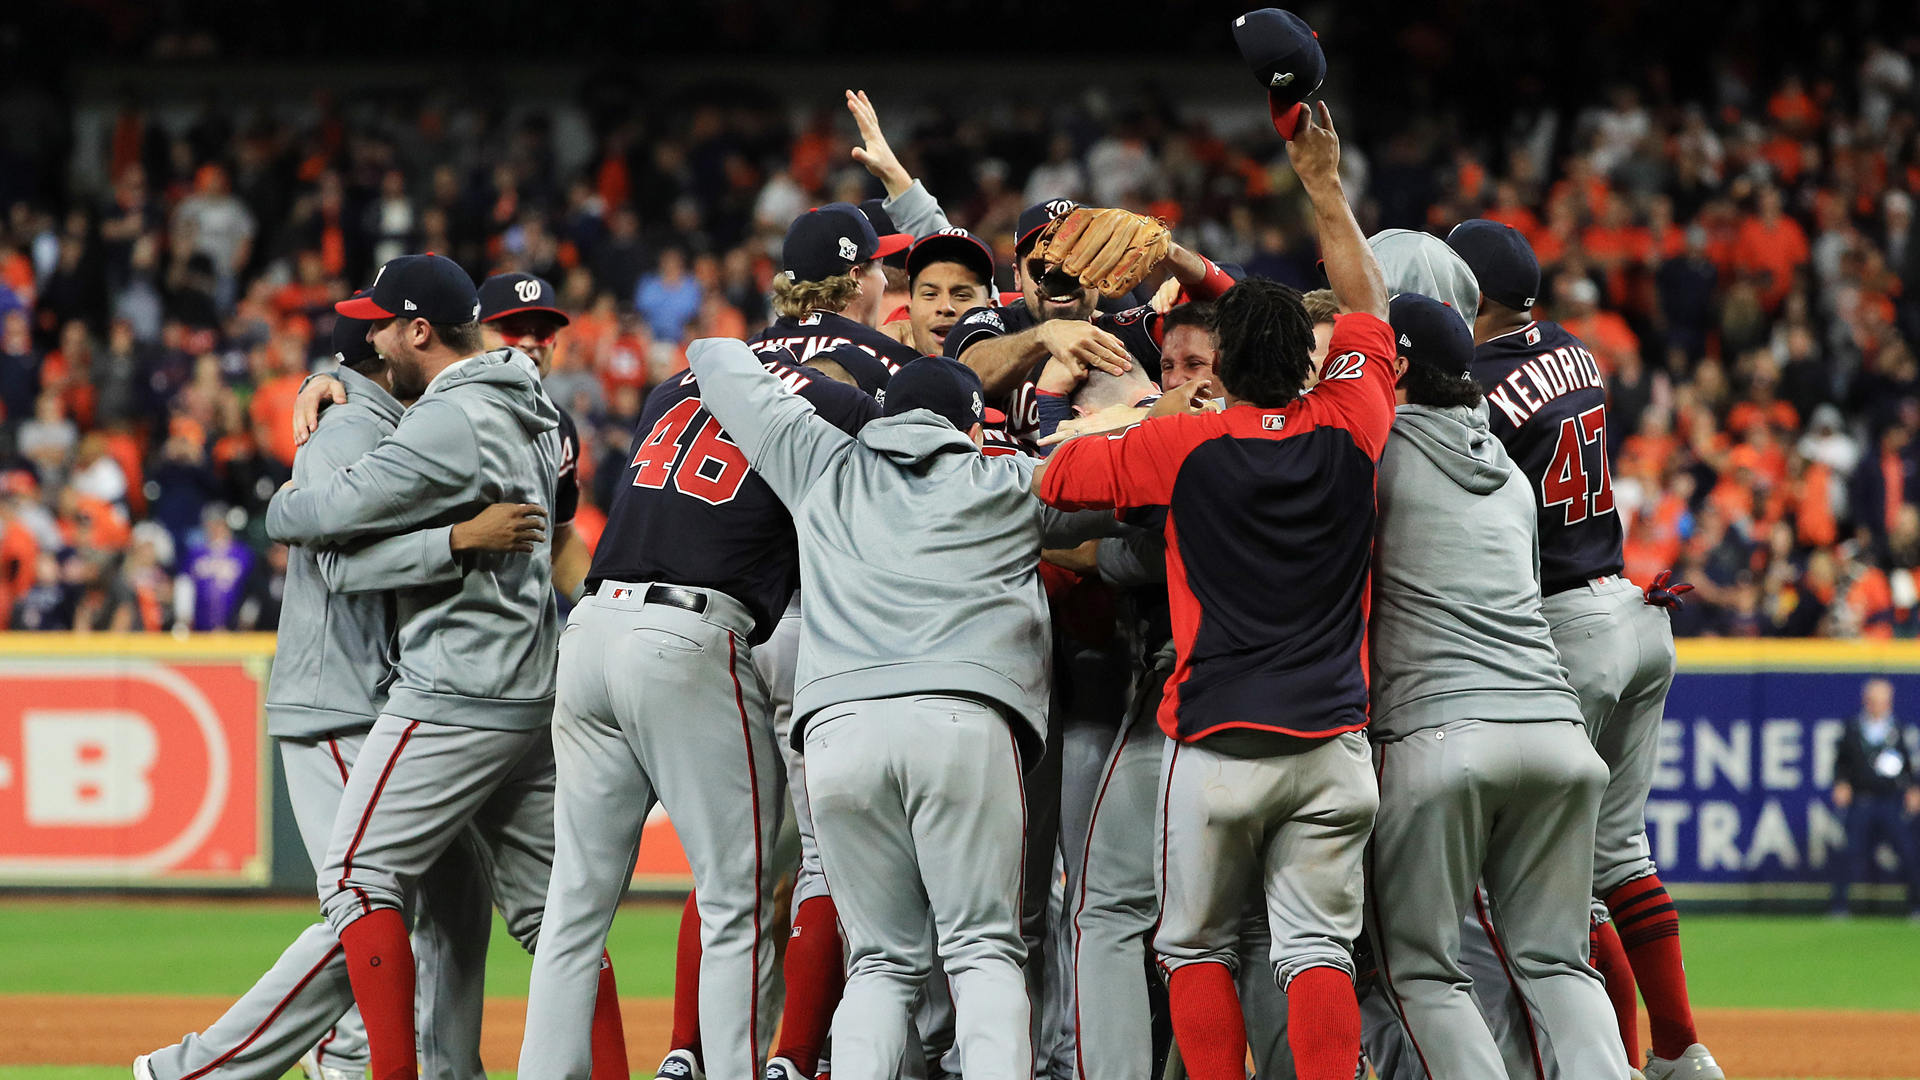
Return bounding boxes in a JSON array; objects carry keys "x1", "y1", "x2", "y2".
[
  {"x1": 686, "y1": 338, "x2": 1118, "y2": 758},
  {"x1": 267, "y1": 348, "x2": 561, "y2": 730},
  {"x1": 1371, "y1": 229, "x2": 1480, "y2": 326},
  {"x1": 1369, "y1": 404, "x2": 1582, "y2": 740},
  {"x1": 266, "y1": 366, "x2": 420, "y2": 737}
]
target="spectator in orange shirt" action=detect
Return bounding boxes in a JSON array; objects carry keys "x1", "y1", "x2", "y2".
[
  {"x1": 1725, "y1": 359, "x2": 1801, "y2": 434},
  {"x1": 1584, "y1": 199, "x2": 1654, "y2": 306},
  {"x1": 1482, "y1": 181, "x2": 1542, "y2": 242},
  {"x1": 1548, "y1": 153, "x2": 1613, "y2": 222},
  {"x1": 1557, "y1": 276, "x2": 1640, "y2": 374},
  {"x1": 1531, "y1": 198, "x2": 1582, "y2": 266},
  {"x1": 40, "y1": 319, "x2": 98, "y2": 430},
  {"x1": 56, "y1": 486, "x2": 131, "y2": 554},
  {"x1": 1767, "y1": 73, "x2": 1820, "y2": 134},
  {"x1": 1734, "y1": 184, "x2": 1811, "y2": 312},
  {"x1": 0, "y1": 497, "x2": 38, "y2": 624},
  {"x1": 246, "y1": 338, "x2": 305, "y2": 469}
]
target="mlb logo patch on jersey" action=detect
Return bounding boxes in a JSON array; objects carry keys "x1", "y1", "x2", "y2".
[
  {"x1": 610, "y1": 587, "x2": 635, "y2": 600},
  {"x1": 1263, "y1": 414, "x2": 1286, "y2": 430},
  {"x1": 1525, "y1": 325, "x2": 1541, "y2": 346}
]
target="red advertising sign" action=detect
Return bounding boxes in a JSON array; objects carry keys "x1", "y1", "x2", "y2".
[{"x1": 0, "y1": 654, "x2": 267, "y2": 885}]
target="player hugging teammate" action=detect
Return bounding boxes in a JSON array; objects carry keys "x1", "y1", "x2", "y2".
[{"x1": 135, "y1": 8, "x2": 1726, "y2": 1080}]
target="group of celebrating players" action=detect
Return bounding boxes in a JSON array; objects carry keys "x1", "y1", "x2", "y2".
[{"x1": 132, "y1": 9, "x2": 1729, "y2": 1080}]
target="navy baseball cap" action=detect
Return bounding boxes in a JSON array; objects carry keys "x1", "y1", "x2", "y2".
[
  {"x1": 907, "y1": 228, "x2": 995, "y2": 286},
  {"x1": 1389, "y1": 293, "x2": 1475, "y2": 378},
  {"x1": 785, "y1": 203, "x2": 910, "y2": 284},
  {"x1": 1016, "y1": 199, "x2": 1081, "y2": 255},
  {"x1": 337, "y1": 254, "x2": 481, "y2": 324},
  {"x1": 332, "y1": 292, "x2": 379, "y2": 367},
  {"x1": 479, "y1": 272, "x2": 569, "y2": 326},
  {"x1": 859, "y1": 199, "x2": 915, "y2": 269},
  {"x1": 880, "y1": 356, "x2": 986, "y2": 433},
  {"x1": 1232, "y1": 8, "x2": 1326, "y2": 140},
  {"x1": 1446, "y1": 219, "x2": 1541, "y2": 313}
]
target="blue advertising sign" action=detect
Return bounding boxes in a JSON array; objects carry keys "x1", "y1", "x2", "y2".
[{"x1": 1657, "y1": 641, "x2": 1920, "y2": 905}]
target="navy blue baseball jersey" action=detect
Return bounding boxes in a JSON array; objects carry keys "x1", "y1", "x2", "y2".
[
  {"x1": 586, "y1": 353, "x2": 880, "y2": 642},
  {"x1": 748, "y1": 311, "x2": 914, "y2": 392},
  {"x1": 1472, "y1": 319, "x2": 1625, "y2": 596},
  {"x1": 943, "y1": 299, "x2": 1167, "y2": 442},
  {"x1": 554, "y1": 404, "x2": 580, "y2": 527}
]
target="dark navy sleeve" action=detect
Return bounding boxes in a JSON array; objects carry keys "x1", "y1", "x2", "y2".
[
  {"x1": 944, "y1": 305, "x2": 1011, "y2": 359},
  {"x1": 1035, "y1": 391, "x2": 1075, "y2": 447},
  {"x1": 806, "y1": 343, "x2": 895, "y2": 395},
  {"x1": 799, "y1": 372, "x2": 883, "y2": 436},
  {"x1": 1098, "y1": 305, "x2": 1166, "y2": 366}
]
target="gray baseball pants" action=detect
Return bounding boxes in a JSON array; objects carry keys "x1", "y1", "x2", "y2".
[
  {"x1": 1541, "y1": 575, "x2": 1677, "y2": 899},
  {"x1": 1364, "y1": 719, "x2": 1626, "y2": 1080},
  {"x1": 146, "y1": 733, "x2": 496, "y2": 1080},
  {"x1": 521, "y1": 584, "x2": 781, "y2": 1080},
  {"x1": 804, "y1": 694, "x2": 1031, "y2": 1080},
  {"x1": 1154, "y1": 731, "x2": 1376, "y2": 988}
]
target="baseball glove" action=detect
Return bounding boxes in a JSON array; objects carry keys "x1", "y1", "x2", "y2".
[{"x1": 1031, "y1": 207, "x2": 1172, "y2": 298}]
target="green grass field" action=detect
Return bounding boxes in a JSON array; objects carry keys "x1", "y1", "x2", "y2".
[{"x1": 3, "y1": 900, "x2": 1917, "y2": 1010}]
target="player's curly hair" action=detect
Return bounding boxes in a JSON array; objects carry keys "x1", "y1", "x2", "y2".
[
  {"x1": 1214, "y1": 279, "x2": 1315, "y2": 408},
  {"x1": 1400, "y1": 363, "x2": 1485, "y2": 409},
  {"x1": 772, "y1": 270, "x2": 863, "y2": 318}
]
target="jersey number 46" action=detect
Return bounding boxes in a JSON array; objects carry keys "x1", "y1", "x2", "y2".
[
  {"x1": 1541, "y1": 403, "x2": 1615, "y2": 525},
  {"x1": 629, "y1": 397, "x2": 751, "y2": 506}
]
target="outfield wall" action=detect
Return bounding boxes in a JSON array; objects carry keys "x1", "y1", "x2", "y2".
[{"x1": 0, "y1": 634, "x2": 1912, "y2": 907}]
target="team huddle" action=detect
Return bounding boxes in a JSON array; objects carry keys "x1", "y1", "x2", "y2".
[{"x1": 133, "y1": 9, "x2": 1725, "y2": 1080}]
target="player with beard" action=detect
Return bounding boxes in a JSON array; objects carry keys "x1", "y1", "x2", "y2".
[{"x1": 944, "y1": 201, "x2": 1236, "y2": 442}]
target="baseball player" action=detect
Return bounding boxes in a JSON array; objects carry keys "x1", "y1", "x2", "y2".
[
  {"x1": 686, "y1": 338, "x2": 1122, "y2": 1080},
  {"x1": 1365, "y1": 291, "x2": 1626, "y2": 1080},
  {"x1": 1447, "y1": 219, "x2": 1720, "y2": 1080},
  {"x1": 1033, "y1": 98, "x2": 1390, "y2": 1080},
  {"x1": 516, "y1": 207, "x2": 894, "y2": 1080},
  {"x1": 746, "y1": 203, "x2": 917, "y2": 387},
  {"x1": 477, "y1": 272, "x2": 591, "y2": 598},
  {"x1": 136, "y1": 306, "x2": 552, "y2": 1080},
  {"x1": 1363, "y1": 227, "x2": 1565, "y2": 1080},
  {"x1": 265, "y1": 254, "x2": 624, "y2": 1080}
]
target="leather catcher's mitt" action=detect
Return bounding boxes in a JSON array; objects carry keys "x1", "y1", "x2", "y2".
[{"x1": 1030, "y1": 207, "x2": 1172, "y2": 298}]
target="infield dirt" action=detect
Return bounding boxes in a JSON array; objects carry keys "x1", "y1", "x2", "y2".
[{"x1": 1, "y1": 996, "x2": 1916, "y2": 1078}]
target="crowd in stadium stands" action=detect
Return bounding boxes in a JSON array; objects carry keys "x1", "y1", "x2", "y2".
[{"x1": 3, "y1": 45, "x2": 1920, "y2": 634}]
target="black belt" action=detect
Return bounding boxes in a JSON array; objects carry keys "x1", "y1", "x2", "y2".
[
  {"x1": 644, "y1": 584, "x2": 708, "y2": 614},
  {"x1": 587, "y1": 581, "x2": 709, "y2": 614}
]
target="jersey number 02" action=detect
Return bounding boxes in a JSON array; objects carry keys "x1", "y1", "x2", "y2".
[
  {"x1": 1541, "y1": 403, "x2": 1616, "y2": 525},
  {"x1": 629, "y1": 397, "x2": 751, "y2": 506}
]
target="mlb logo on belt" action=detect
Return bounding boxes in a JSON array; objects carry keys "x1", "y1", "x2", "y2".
[{"x1": 611, "y1": 588, "x2": 634, "y2": 600}]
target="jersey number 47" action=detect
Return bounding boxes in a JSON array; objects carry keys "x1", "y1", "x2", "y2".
[{"x1": 1542, "y1": 404, "x2": 1616, "y2": 525}]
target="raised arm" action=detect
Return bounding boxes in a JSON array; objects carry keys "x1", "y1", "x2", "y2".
[
  {"x1": 1289, "y1": 103, "x2": 1387, "y2": 321},
  {"x1": 685, "y1": 337, "x2": 853, "y2": 508}
]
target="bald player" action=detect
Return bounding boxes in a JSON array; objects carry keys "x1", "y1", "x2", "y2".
[{"x1": 1447, "y1": 219, "x2": 1718, "y2": 1080}]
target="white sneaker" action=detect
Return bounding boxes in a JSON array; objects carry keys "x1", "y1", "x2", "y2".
[
  {"x1": 657, "y1": 1048, "x2": 706, "y2": 1080},
  {"x1": 766, "y1": 1057, "x2": 810, "y2": 1080},
  {"x1": 1643, "y1": 1044, "x2": 1724, "y2": 1080},
  {"x1": 300, "y1": 1049, "x2": 363, "y2": 1080},
  {"x1": 133, "y1": 1055, "x2": 156, "y2": 1080}
]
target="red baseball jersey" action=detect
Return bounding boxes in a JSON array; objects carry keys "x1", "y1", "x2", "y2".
[{"x1": 1038, "y1": 312, "x2": 1397, "y2": 744}]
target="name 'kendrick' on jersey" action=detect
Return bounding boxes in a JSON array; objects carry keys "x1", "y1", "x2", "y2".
[{"x1": 1470, "y1": 319, "x2": 1625, "y2": 597}]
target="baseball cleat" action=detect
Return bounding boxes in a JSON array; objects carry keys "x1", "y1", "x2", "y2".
[
  {"x1": 133, "y1": 1056, "x2": 156, "y2": 1080},
  {"x1": 1643, "y1": 1044, "x2": 1724, "y2": 1080},
  {"x1": 765, "y1": 1057, "x2": 809, "y2": 1080},
  {"x1": 656, "y1": 1049, "x2": 705, "y2": 1080},
  {"x1": 299, "y1": 1049, "x2": 362, "y2": 1080}
]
